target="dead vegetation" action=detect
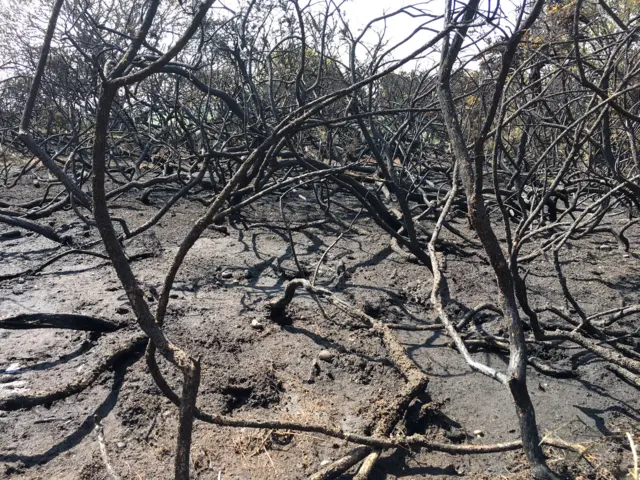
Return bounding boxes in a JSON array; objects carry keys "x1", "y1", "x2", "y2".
[{"x1": 0, "y1": 0, "x2": 639, "y2": 478}]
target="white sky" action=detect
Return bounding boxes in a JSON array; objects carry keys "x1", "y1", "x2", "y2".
[
  {"x1": 0, "y1": 0, "x2": 525, "y2": 76},
  {"x1": 313, "y1": 0, "x2": 522, "y2": 70},
  {"x1": 341, "y1": 0, "x2": 446, "y2": 68}
]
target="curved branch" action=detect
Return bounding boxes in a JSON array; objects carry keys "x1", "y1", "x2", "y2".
[
  {"x1": 0, "y1": 335, "x2": 146, "y2": 411},
  {"x1": 0, "y1": 313, "x2": 124, "y2": 332},
  {"x1": 0, "y1": 213, "x2": 67, "y2": 244}
]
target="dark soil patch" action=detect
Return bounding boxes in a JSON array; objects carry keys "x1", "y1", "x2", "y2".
[{"x1": 0, "y1": 183, "x2": 638, "y2": 479}]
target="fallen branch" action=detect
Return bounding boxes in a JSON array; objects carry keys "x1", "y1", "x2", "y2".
[
  {"x1": 0, "y1": 212, "x2": 68, "y2": 244},
  {"x1": 309, "y1": 447, "x2": 371, "y2": 480},
  {"x1": 353, "y1": 342, "x2": 429, "y2": 479},
  {"x1": 563, "y1": 330, "x2": 640, "y2": 375},
  {"x1": 146, "y1": 342, "x2": 586, "y2": 456},
  {"x1": 247, "y1": 219, "x2": 329, "y2": 232},
  {"x1": 0, "y1": 248, "x2": 154, "y2": 282},
  {"x1": 426, "y1": 164, "x2": 507, "y2": 384},
  {"x1": 387, "y1": 323, "x2": 444, "y2": 331},
  {"x1": 0, "y1": 334, "x2": 146, "y2": 411},
  {"x1": 266, "y1": 279, "x2": 426, "y2": 389},
  {"x1": 0, "y1": 313, "x2": 124, "y2": 332},
  {"x1": 455, "y1": 302, "x2": 503, "y2": 330},
  {"x1": 605, "y1": 365, "x2": 640, "y2": 388},
  {"x1": 95, "y1": 421, "x2": 122, "y2": 480}
]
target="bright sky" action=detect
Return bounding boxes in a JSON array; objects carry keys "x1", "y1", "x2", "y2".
[
  {"x1": 341, "y1": 0, "x2": 446, "y2": 68},
  {"x1": 318, "y1": 0, "x2": 522, "y2": 69},
  {"x1": 0, "y1": 0, "x2": 526, "y2": 75}
]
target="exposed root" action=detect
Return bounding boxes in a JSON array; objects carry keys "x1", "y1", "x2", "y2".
[
  {"x1": 387, "y1": 323, "x2": 443, "y2": 331},
  {"x1": 591, "y1": 304, "x2": 640, "y2": 328},
  {"x1": 0, "y1": 334, "x2": 146, "y2": 411},
  {"x1": 353, "y1": 450, "x2": 380, "y2": 479},
  {"x1": 146, "y1": 349, "x2": 592, "y2": 459},
  {"x1": 455, "y1": 302, "x2": 502, "y2": 330},
  {"x1": 0, "y1": 249, "x2": 108, "y2": 282},
  {"x1": 563, "y1": 330, "x2": 640, "y2": 375},
  {"x1": 0, "y1": 212, "x2": 69, "y2": 244},
  {"x1": 266, "y1": 278, "x2": 426, "y2": 388},
  {"x1": 606, "y1": 364, "x2": 640, "y2": 388},
  {"x1": 247, "y1": 219, "x2": 329, "y2": 231},
  {"x1": 308, "y1": 447, "x2": 371, "y2": 480},
  {"x1": 0, "y1": 313, "x2": 124, "y2": 332},
  {"x1": 528, "y1": 357, "x2": 576, "y2": 378},
  {"x1": 390, "y1": 235, "x2": 419, "y2": 263},
  {"x1": 455, "y1": 337, "x2": 576, "y2": 378},
  {"x1": 268, "y1": 277, "x2": 431, "y2": 478},
  {"x1": 352, "y1": 360, "x2": 428, "y2": 478},
  {"x1": 95, "y1": 420, "x2": 122, "y2": 480},
  {"x1": 145, "y1": 275, "x2": 593, "y2": 478},
  {"x1": 0, "y1": 249, "x2": 155, "y2": 282}
]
